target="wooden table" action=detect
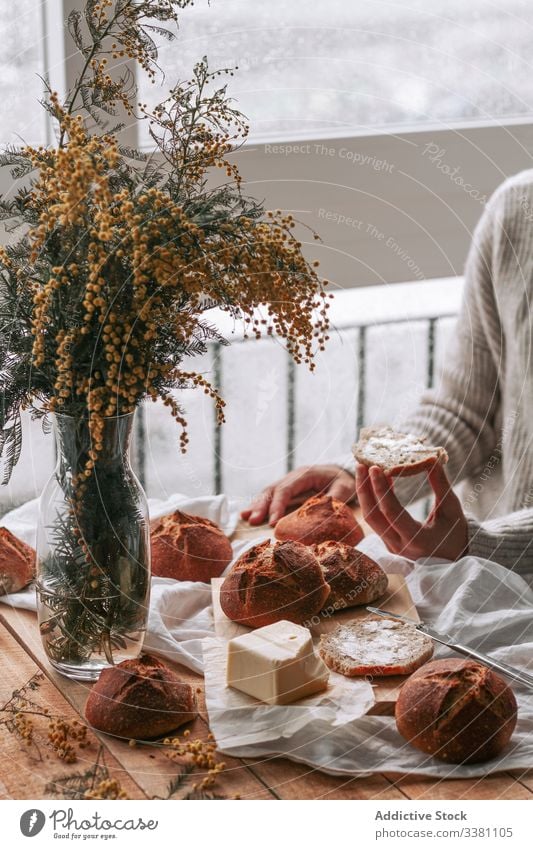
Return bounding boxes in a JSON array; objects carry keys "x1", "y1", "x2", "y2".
[{"x1": 1, "y1": 513, "x2": 532, "y2": 801}]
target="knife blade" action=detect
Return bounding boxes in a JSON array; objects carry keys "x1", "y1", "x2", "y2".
[{"x1": 366, "y1": 606, "x2": 533, "y2": 690}]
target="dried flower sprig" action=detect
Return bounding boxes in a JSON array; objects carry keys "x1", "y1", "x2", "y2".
[
  {"x1": 1, "y1": 675, "x2": 91, "y2": 766},
  {"x1": 85, "y1": 777, "x2": 129, "y2": 799},
  {"x1": 0, "y1": 1, "x2": 329, "y2": 484},
  {"x1": 163, "y1": 730, "x2": 223, "y2": 788},
  {"x1": 48, "y1": 717, "x2": 90, "y2": 763}
]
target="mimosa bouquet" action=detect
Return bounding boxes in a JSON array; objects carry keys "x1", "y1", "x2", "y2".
[{"x1": 0, "y1": 0, "x2": 330, "y2": 674}]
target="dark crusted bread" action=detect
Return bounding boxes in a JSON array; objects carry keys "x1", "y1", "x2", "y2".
[
  {"x1": 0, "y1": 527, "x2": 35, "y2": 595},
  {"x1": 312, "y1": 541, "x2": 388, "y2": 610},
  {"x1": 353, "y1": 426, "x2": 448, "y2": 477},
  {"x1": 319, "y1": 617, "x2": 434, "y2": 677},
  {"x1": 220, "y1": 539, "x2": 331, "y2": 629},
  {"x1": 395, "y1": 658, "x2": 518, "y2": 764},
  {"x1": 84, "y1": 654, "x2": 197, "y2": 740},
  {"x1": 150, "y1": 509, "x2": 233, "y2": 582},
  {"x1": 274, "y1": 495, "x2": 364, "y2": 546}
]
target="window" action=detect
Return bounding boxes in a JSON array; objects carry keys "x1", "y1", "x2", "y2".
[
  {"x1": 132, "y1": 0, "x2": 533, "y2": 289},
  {"x1": 1, "y1": 2, "x2": 533, "y2": 287},
  {"x1": 0, "y1": 1, "x2": 530, "y2": 505},
  {"x1": 0, "y1": 0, "x2": 47, "y2": 145},
  {"x1": 139, "y1": 0, "x2": 533, "y2": 143}
]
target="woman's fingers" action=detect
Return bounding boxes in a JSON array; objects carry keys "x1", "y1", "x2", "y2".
[
  {"x1": 269, "y1": 467, "x2": 330, "y2": 524},
  {"x1": 242, "y1": 465, "x2": 353, "y2": 526},
  {"x1": 326, "y1": 471, "x2": 357, "y2": 504},
  {"x1": 356, "y1": 465, "x2": 384, "y2": 527},
  {"x1": 427, "y1": 462, "x2": 450, "y2": 500},
  {"x1": 357, "y1": 462, "x2": 468, "y2": 562},
  {"x1": 241, "y1": 468, "x2": 312, "y2": 524},
  {"x1": 368, "y1": 467, "x2": 422, "y2": 542},
  {"x1": 268, "y1": 482, "x2": 299, "y2": 525},
  {"x1": 356, "y1": 465, "x2": 402, "y2": 550},
  {"x1": 427, "y1": 463, "x2": 462, "y2": 517},
  {"x1": 240, "y1": 486, "x2": 275, "y2": 524}
]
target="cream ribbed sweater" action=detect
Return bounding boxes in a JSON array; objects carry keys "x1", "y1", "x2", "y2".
[{"x1": 341, "y1": 170, "x2": 533, "y2": 577}]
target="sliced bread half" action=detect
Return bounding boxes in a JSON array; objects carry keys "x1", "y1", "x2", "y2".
[
  {"x1": 318, "y1": 618, "x2": 434, "y2": 677},
  {"x1": 353, "y1": 426, "x2": 448, "y2": 477}
]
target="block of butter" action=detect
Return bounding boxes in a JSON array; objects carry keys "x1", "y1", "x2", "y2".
[{"x1": 226, "y1": 620, "x2": 330, "y2": 705}]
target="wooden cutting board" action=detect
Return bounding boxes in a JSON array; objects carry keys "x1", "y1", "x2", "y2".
[{"x1": 211, "y1": 574, "x2": 421, "y2": 716}]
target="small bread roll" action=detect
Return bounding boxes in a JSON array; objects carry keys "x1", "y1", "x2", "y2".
[
  {"x1": 150, "y1": 509, "x2": 233, "y2": 582},
  {"x1": 395, "y1": 658, "x2": 517, "y2": 763},
  {"x1": 85, "y1": 654, "x2": 197, "y2": 740},
  {"x1": 220, "y1": 539, "x2": 330, "y2": 628},
  {"x1": 0, "y1": 527, "x2": 35, "y2": 595},
  {"x1": 312, "y1": 541, "x2": 388, "y2": 610},
  {"x1": 274, "y1": 495, "x2": 364, "y2": 546}
]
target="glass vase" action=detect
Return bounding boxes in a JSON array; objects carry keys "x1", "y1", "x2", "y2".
[{"x1": 36, "y1": 411, "x2": 150, "y2": 681}]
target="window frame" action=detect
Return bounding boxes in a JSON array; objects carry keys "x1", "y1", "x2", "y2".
[{"x1": 3, "y1": 1, "x2": 533, "y2": 287}]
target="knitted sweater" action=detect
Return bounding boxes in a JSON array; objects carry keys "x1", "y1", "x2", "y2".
[{"x1": 341, "y1": 170, "x2": 533, "y2": 577}]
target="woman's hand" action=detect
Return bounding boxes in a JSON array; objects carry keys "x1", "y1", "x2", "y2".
[
  {"x1": 356, "y1": 462, "x2": 468, "y2": 561},
  {"x1": 240, "y1": 465, "x2": 356, "y2": 527}
]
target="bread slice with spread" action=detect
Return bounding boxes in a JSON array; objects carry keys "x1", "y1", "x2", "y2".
[
  {"x1": 353, "y1": 426, "x2": 448, "y2": 477},
  {"x1": 318, "y1": 618, "x2": 434, "y2": 677}
]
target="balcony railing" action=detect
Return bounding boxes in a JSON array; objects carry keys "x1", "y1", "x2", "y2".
[
  {"x1": 134, "y1": 309, "x2": 458, "y2": 496},
  {"x1": 0, "y1": 279, "x2": 461, "y2": 515}
]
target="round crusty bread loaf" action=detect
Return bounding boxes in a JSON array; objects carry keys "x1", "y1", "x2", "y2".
[
  {"x1": 84, "y1": 654, "x2": 197, "y2": 740},
  {"x1": 150, "y1": 509, "x2": 233, "y2": 582},
  {"x1": 353, "y1": 426, "x2": 448, "y2": 477},
  {"x1": 0, "y1": 527, "x2": 35, "y2": 595},
  {"x1": 312, "y1": 541, "x2": 388, "y2": 611},
  {"x1": 319, "y1": 618, "x2": 434, "y2": 677},
  {"x1": 220, "y1": 539, "x2": 331, "y2": 628},
  {"x1": 395, "y1": 658, "x2": 518, "y2": 764},
  {"x1": 274, "y1": 495, "x2": 364, "y2": 546}
]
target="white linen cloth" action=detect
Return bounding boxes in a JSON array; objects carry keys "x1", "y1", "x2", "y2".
[{"x1": 2, "y1": 495, "x2": 533, "y2": 776}]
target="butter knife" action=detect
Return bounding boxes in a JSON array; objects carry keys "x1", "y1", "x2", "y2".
[{"x1": 366, "y1": 606, "x2": 533, "y2": 690}]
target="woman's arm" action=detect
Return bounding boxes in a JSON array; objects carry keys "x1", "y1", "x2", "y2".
[
  {"x1": 347, "y1": 188, "x2": 504, "y2": 506},
  {"x1": 466, "y1": 510, "x2": 533, "y2": 576}
]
